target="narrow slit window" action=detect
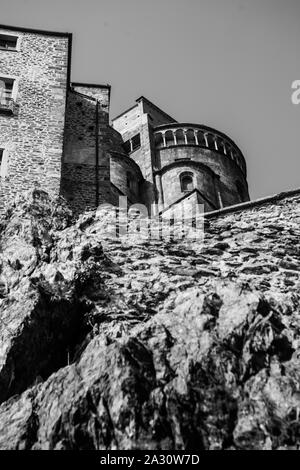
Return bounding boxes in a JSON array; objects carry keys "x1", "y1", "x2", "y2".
[
  {"x1": 0, "y1": 77, "x2": 14, "y2": 104},
  {"x1": 127, "y1": 171, "x2": 131, "y2": 189}
]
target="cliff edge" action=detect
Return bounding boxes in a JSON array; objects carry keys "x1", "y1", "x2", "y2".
[{"x1": 0, "y1": 190, "x2": 300, "y2": 449}]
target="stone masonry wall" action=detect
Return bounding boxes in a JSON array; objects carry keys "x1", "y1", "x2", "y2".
[
  {"x1": 0, "y1": 27, "x2": 70, "y2": 212},
  {"x1": 111, "y1": 104, "x2": 141, "y2": 142},
  {"x1": 92, "y1": 189, "x2": 300, "y2": 310},
  {"x1": 62, "y1": 87, "x2": 125, "y2": 214},
  {"x1": 112, "y1": 103, "x2": 157, "y2": 209},
  {"x1": 72, "y1": 84, "x2": 110, "y2": 114},
  {"x1": 62, "y1": 90, "x2": 109, "y2": 213},
  {"x1": 62, "y1": 86, "x2": 129, "y2": 214}
]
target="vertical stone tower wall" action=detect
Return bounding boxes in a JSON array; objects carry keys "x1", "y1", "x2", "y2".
[
  {"x1": 0, "y1": 26, "x2": 70, "y2": 211},
  {"x1": 62, "y1": 84, "x2": 126, "y2": 213},
  {"x1": 112, "y1": 97, "x2": 176, "y2": 209}
]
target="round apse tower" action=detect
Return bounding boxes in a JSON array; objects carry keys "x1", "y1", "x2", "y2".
[{"x1": 153, "y1": 123, "x2": 249, "y2": 213}]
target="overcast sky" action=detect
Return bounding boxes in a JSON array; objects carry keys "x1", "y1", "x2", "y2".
[{"x1": 1, "y1": 0, "x2": 299, "y2": 199}]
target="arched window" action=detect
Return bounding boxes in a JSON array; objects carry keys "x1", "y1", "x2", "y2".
[
  {"x1": 180, "y1": 172, "x2": 194, "y2": 192},
  {"x1": 165, "y1": 130, "x2": 174, "y2": 147},
  {"x1": 186, "y1": 129, "x2": 196, "y2": 145},
  {"x1": 175, "y1": 129, "x2": 185, "y2": 145}
]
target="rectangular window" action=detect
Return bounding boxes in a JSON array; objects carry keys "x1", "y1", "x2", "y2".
[
  {"x1": 0, "y1": 77, "x2": 17, "y2": 113},
  {"x1": 123, "y1": 133, "x2": 141, "y2": 154},
  {"x1": 132, "y1": 133, "x2": 141, "y2": 151},
  {"x1": 0, "y1": 34, "x2": 18, "y2": 51},
  {"x1": 0, "y1": 78, "x2": 13, "y2": 102},
  {"x1": 0, "y1": 149, "x2": 3, "y2": 166}
]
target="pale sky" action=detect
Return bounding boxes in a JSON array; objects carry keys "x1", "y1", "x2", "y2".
[{"x1": 1, "y1": 0, "x2": 299, "y2": 200}]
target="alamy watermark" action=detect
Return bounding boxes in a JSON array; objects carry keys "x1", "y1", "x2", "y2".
[
  {"x1": 291, "y1": 80, "x2": 300, "y2": 105},
  {"x1": 95, "y1": 196, "x2": 205, "y2": 242}
]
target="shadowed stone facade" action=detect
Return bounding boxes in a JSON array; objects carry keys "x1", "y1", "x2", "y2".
[
  {"x1": 0, "y1": 25, "x2": 250, "y2": 216},
  {"x1": 61, "y1": 86, "x2": 112, "y2": 212}
]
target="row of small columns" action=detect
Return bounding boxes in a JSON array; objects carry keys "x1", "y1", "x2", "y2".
[
  {"x1": 155, "y1": 129, "x2": 243, "y2": 171},
  {"x1": 159, "y1": 129, "x2": 209, "y2": 147}
]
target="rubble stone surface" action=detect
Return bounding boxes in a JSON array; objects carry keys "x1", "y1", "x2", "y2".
[{"x1": 0, "y1": 189, "x2": 300, "y2": 449}]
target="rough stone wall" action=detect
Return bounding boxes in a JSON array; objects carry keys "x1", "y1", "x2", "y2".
[
  {"x1": 0, "y1": 27, "x2": 70, "y2": 212},
  {"x1": 72, "y1": 84, "x2": 110, "y2": 116}
]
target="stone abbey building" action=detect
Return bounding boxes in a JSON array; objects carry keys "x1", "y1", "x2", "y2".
[{"x1": 0, "y1": 25, "x2": 250, "y2": 216}]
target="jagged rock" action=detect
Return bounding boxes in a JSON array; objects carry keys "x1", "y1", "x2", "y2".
[
  {"x1": 1, "y1": 190, "x2": 300, "y2": 449},
  {"x1": 0, "y1": 190, "x2": 108, "y2": 403}
]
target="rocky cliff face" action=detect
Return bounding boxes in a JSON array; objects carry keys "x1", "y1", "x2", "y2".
[{"x1": 0, "y1": 189, "x2": 300, "y2": 449}]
